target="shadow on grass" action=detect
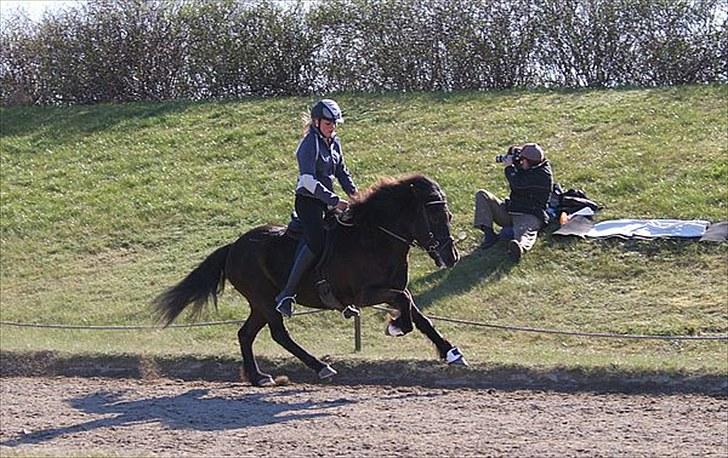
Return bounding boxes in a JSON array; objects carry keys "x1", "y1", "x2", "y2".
[
  {"x1": 410, "y1": 243, "x2": 516, "y2": 311},
  {"x1": 1, "y1": 100, "x2": 194, "y2": 143},
  {"x1": 2, "y1": 350, "x2": 725, "y2": 398}
]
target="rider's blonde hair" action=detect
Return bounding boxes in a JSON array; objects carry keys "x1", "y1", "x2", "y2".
[{"x1": 301, "y1": 111, "x2": 313, "y2": 138}]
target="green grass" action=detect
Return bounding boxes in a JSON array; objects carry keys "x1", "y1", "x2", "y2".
[{"x1": 1, "y1": 85, "x2": 727, "y2": 376}]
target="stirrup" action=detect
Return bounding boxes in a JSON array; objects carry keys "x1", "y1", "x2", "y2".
[{"x1": 275, "y1": 296, "x2": 295, "y2": 318}]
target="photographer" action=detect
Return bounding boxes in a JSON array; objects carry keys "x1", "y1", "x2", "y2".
[{"x1": 474, "y1": 143, "x2": 553, "y2": 262}]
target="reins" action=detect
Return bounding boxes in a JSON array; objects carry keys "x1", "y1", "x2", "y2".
[
  {"x1": 377, "y1": 225, "x2": 415, "y2": 246},
  {"x1": 377, "y1": 199, "x2": 451, "y2": 253},
  {"x1": 337, "y1": 193, "x2": 454, "y2": 259}
]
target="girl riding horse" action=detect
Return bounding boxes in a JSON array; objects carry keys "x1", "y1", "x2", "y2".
[
  {"x1": 153, "y1": 174, "x2": 467, "y2": 386},
  {"x1": 275, "y1": 99, "x2": 358, "y2": 318}
]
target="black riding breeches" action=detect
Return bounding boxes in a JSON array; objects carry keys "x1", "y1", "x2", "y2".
[{"x1": 294, "y1": 194, "x2": 326, "y2": 258}]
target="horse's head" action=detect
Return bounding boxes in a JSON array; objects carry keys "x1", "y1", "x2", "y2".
[
  {"x1": 407, "y1": 176, "x2": 460, "y2": 268},
  {"x1": 349, "y1": 174, "x2": 460, "y2": 268}
]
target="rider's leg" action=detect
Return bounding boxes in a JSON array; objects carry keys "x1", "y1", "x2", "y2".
[
  {"x1": 275, "y1": 244, "x2": 316, "y2": 317},
  {"x1": 275, "y1": 195, "x2": 325, "y2": 317}
]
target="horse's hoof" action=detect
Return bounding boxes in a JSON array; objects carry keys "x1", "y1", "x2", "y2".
[
  {"x1": 342, "y1": 305, "x2": 360, "y2": 319},
  {"x1": 386, "y1": 323, "x2": 405, "y2": 337},
  {"x1": 255, "y1": 375, "x2": 276, "y2": 387},
  {"x1": 318, "y1": 364, "x2": 337, "y2": 379},
  {"x1": 446, "y1": 347, "x2": 469, "y2": 366}
]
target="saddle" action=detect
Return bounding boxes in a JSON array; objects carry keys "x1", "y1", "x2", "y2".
[
  {"x1": 283, "y1": 212, "x2": 360, "y2": 318},
  {"x1": 283, "y1": 210, "x2": 336, "y2": 241}
]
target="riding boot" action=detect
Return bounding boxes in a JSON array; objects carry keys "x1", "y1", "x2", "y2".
[{"x1": 275, "y1": 245, "x2": 317, "y2": 318}]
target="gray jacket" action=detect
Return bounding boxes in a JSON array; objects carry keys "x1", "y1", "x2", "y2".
[{"x1": 295, "y1": 127, "x2": 357, "y2": 206}]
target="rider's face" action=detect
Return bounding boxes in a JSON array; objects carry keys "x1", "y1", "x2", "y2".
[{"x1": 318, "y1": 119, "x2": 336, "y2": 138}]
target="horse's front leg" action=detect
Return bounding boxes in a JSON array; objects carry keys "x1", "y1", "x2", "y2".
[
  {"x1": 356, "y1": 287, "x2": 414, "y2": 336},
  {"x1": 411, "y1": 302, "x2": 468, "y2": 366}
]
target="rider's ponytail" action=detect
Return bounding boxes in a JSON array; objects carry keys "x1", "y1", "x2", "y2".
[{"x1": 301, "y1": 111, "x2": 313, "y2": 138}]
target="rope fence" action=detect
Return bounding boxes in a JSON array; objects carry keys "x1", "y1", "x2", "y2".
[{"x1": 2, "y1": 306, "x2": 726, "y2": 348}]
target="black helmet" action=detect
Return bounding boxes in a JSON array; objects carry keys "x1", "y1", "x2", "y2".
[{"x1": 311, "y1": 99, "x2": 344, "y2": 123}]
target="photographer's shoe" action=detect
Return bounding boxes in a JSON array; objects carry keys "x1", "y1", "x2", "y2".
[
  {"x1": 508, "y1": 240, "x2": 523, "y2": 262},
  {"x1": 499, "y1": 226, "x2": 514, "y2": 241},
  {"x1": 480, "y1": 227, "x2": 498, "y2": 250}
]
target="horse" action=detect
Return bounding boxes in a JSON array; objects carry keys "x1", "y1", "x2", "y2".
[{"x1": 153, "y1": 174, "x2": 467, "y2": 386}]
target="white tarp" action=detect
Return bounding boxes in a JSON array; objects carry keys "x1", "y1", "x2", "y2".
[{"x1": 585, "y1": 219, "x2": 709, "y2": 239}]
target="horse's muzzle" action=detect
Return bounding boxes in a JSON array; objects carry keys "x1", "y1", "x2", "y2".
[{"x1": 429, "y1": 236, "x2": 459, "y2": 268}]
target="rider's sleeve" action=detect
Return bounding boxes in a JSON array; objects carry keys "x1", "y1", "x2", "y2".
[
  {"x1": 295, "y1": 135, "x2": 341, "y2": 207},
  {"x1": 334, "y1": 142, "x2": 357, "y2": 196}
]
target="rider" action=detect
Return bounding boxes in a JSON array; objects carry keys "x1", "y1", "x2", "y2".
[{"x1": 275, "y1": 99, "x2": 358, "y2": 317}]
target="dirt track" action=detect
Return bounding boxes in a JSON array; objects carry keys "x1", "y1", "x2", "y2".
[{"x1": 1, "y1": 374, "x2": 726, "y2": 457}]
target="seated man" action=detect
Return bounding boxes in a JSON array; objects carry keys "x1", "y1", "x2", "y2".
[{"x1": 474, "y1": 143, "x2": 554, "y2": 262}]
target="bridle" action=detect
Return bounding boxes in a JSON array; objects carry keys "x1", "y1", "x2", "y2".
[{"x1": 377, "y1": 198, "x2": 455, "y2": 261}]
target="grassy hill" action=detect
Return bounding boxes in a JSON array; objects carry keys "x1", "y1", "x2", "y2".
[{"x1": 1, "y1": 85, "x2": 726, "y2": 376}]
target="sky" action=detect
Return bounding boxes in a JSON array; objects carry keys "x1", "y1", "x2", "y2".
[{"x1": 0, "y1": 0, "x2": 86, "y2": 22}]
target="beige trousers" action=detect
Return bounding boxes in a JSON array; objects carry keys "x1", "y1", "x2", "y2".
[{"x1": 474, "y1": 189, "x2": 542, "y2": 252}]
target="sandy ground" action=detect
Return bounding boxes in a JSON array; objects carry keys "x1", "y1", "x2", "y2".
[{"x1": 1, "y1": 375, "x2": 726, "y2": 457}]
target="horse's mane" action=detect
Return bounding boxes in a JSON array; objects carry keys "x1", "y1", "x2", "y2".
[{"x1": 348, "y1": 174, "x2": 443, "y2": 226}]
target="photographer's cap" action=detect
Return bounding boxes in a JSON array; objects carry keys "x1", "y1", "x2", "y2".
[{"x1": 520, "y1": 143, "x2": 545, "y2": 162}]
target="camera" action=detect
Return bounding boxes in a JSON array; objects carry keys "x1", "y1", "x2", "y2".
[{"x1": 495, "y1": 146, "x2": 521, "y2": 164}]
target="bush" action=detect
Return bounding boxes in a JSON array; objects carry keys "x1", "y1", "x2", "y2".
[{"x1": 1, "y1": 0, "x2": 725, "y2": 105}]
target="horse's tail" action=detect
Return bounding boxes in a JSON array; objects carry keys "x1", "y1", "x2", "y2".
[{"x1": 152, "y1": 244, "x2": 230, "y2": 327}]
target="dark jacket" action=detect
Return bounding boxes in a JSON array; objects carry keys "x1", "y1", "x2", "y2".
[
  {"x1": 505, "y1": 160, "x2": 553, "y2": 224},
  {"x1": 295, "y1": 127, "x2": 357, "y2": 207}
]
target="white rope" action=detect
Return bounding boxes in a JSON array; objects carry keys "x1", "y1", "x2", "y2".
[
  {"x1": 0, "y1": 309, "x2": 326, "y2": 330},
  {"x1": 2, "y1": 307, "x2": 725, "y2": 341},
  {"x1": 370, "y1": 306, "x2": 728, "y2": 341}
]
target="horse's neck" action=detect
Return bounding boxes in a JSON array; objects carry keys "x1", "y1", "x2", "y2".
[{"x1": 338, "y1": 221, "x2": 411, "y2": 257}]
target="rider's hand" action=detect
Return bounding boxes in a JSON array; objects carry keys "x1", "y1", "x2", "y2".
[
  {"x1": 336, "y1": 200, "x2": 350, "y2": 212},
  {"x1": 503, "y1": 155, "x2": 514, "y2": 167}
]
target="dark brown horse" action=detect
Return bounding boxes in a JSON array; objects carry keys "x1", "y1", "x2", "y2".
[{"x1": 153, "y1": 174, "x2": 467, "y2": 386}]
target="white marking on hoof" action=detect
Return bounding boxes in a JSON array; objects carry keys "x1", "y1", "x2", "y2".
[
  {"x1": 386, "y1": 323, "x2": 405, "y2": 337},
  {"x1": 258, "y1": 376, "x2": 276, "y2": 387},
  {"x1": 446, "y1": 347, "x2": 469, "y2": 366},
  {"x1": 318, "y1": 364, "x2": 337, "y2": 379},
  {"x1": 341, "y1": 305, "x2": 360, "y2": 319}
]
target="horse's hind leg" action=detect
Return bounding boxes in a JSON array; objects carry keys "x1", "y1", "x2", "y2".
[
  {"x1": 411, "y1": 304, "x2": 468, "y2": 366},
  {"x1": 266, "y1": 314, "x2": 337, "y2": 379},
  {"x1": 238, "y1": 309, "x2": 275, "y2": 386}
]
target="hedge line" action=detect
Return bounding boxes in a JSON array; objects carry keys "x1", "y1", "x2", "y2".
[{"x1": 1, "y1": 0, "x2": 726, "y2": 105}]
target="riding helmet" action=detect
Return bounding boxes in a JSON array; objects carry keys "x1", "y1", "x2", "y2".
[{"x1": 311, "y1": 99, "x2": 344, "y2": 123}]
